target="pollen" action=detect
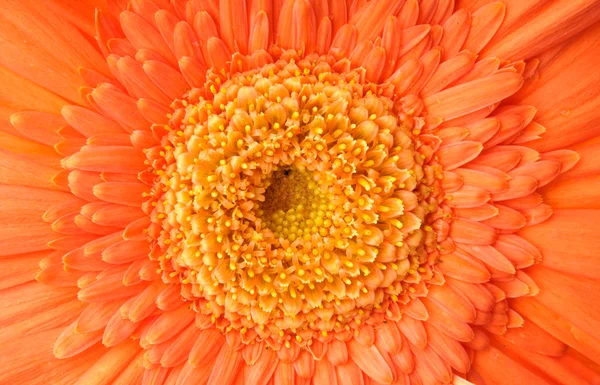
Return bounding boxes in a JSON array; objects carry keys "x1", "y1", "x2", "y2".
[{"x1": 144, "y1": 55, "x2": 449, "y2": 348}]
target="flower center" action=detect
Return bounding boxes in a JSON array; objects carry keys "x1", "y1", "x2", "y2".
[
  {"x1": 259, "y1": 168, "x2": 333, "y2": 241},
  {"x1": 145, "y1": 53, "x2": 449, "y2": 348}
]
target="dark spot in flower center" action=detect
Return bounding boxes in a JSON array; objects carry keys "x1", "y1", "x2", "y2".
[{"x1": 258, "y1": 167, "x2": 332, "y2": 241}]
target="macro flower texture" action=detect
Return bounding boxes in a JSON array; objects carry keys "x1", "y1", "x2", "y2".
[{"x1": 1, "y1": 0, "x2": 600, "y2": 384}]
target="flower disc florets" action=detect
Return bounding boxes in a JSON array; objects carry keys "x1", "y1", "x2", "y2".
[{"x1": 145, "y1": 53, "x2": 450, "y2": 348}]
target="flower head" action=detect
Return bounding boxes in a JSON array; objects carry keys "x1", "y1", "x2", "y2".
[{"x1": 147, "y1": 59, "x2": 449, "y2": 346}]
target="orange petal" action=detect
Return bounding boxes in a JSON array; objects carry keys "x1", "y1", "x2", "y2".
[
  {"x1": 0, "y1": 327, "x2": 97, "y2": 384},
  {"x1": 179, "y1": 58, "x2": 207, "y2": 89},
  {"x1": 347, "y1": 338, "x2": 395, "y2": 384},
  {"x1": 74, "y1": 339, "x2": 141, "y2": 385},
  {"x1": 0, "y1": 1, "x2": 109, "y2": 104},
  {"x1": 449, "y1": 218, "x2": 497, "y2": 245},
  {"x1": 464, "y1": 117, "x2": 501, "y2": 144},
  {"x1": 492, "y1": 175, "x2": 538, "y2": 201},
  {"x1": 242, "y1": 343, "x2": 277, "y2": 385},
  {"x1": 206, "y1": 37, "x2": 231, "y2": 70},
  {"x1": 10, "y1": 111, "x2": 64, "y2": 146},
  {"x1": 349, "y1": 0, "x2": 404, "y2": 42},
  {"x1": 430, "y1": 0, "x2": 455, "y2": 25},
  {"x1": 437, "y1": 141, "x2": 483, "y2": 170},
  {"x1": 219, "y1": 0, "x2": 249, "y2": 54},
  {"x1": 49, "y1": 234, "x2": 99, "y2": 252},
  {"x1": 422, "y1": 298, "x2": 474, "y2": 342},
  {"x1": 177, "y1": 360, "x2": 214, "y2": 385},
  {"x1": 65, "y1": 146, "x2": 146, "y2": 174},
  {"x1": 291, "y1": 0, "x2": 317, "y2": 53},
  {"x1": 510, "y1": 22, "x2": 600, "y2": 151},
  {"x1": 512, "y1": 121, "x2": 546, "y2": 144},
  {"x1": 102, "y1": 240, "x2": 148, "y2": 264},
  {"x1": 502, "y1": 316, "x2": 566, "y2": 356},
  {"x1": 329, "y1": 24, "x2": 357, "y2": 59},
  {"x1": 519, "y1": 209, "x2": 600, "y2": 279},
  {"x1": 542, "y1": 175, "x2": 600, "y2": 210},
  {"x1": 437, "y1": 249, "x2": 491, "y2": 283},
  {"x1": 144, "y1": 305, "x2": 195, "y2": 345},
  {"x1": 119, "y1": 11, "x2": 177, "y2": 67},
  {"x1": 493, "y1": 276, "x2": 531, "y2": 298},
  {"x1": 492, "y1": 334, "x2": 597, "y2": 385},
  {"x1": 424, "y1": 72, "x2": 523, "y2": 121},
  {"x1": 102, "y1": 311, "x2": 140, "y2": 347},
  {"x1": 312, "y1": 359, "x2": 337, "y2": 385},
  {"x1": 416, "y1": 0, "x2": 438, "y2": 24},
  {"x1": 207, "y1": 344, "x2": 243, "y2": 385},
  {"x1": 405, "y1": 46, "x2": 440, "y2": 95},
  {"x1": 396, "y1": 316, "x2": 427, "y2": 349},
  {"x1": 421, "y1": 51, "x2": 477, "y2": 97},
  {"x1": 375, "y1": 323, "x2": 403, "y2": 354},
  {"x1": 424, "y1": 322, "x2": 470, "y2": 373},
  {"x1": 399, "y1": 25, "x2": 431, "y2": 59},
  {"x1": 362, "y1": 46, "x2": 386, "y2": 83},
  {"x1": 454, "y1": 167, "x2": 509, "y2": 194},
  {"x1": 0, "y1": 148, "x2": 61, "y2": 191},
  {"x1": 379, "y1": 16, "x2": 401, "y2": 79},
  {"x1": 326, "y1": 338, "x2": 348, "y2": 366},
  {"x1": 457, "y1": 243, "x2": 515, "y2": 274},
  {"x1": 76, "y1": 299, "x2": 124, "y2": 333},
  {"x1": 483, "y1": 204, "x2": 527, "y2": 230},
  {"x1": 92, "y1": 204, "x2": 145, "y2": 227},
  {"x1": 144, "y1": 60, "x2": 189, "y2": 101},
  {"x1": 445, "y1": 278, "x2": 495, "y2": 312},
  {"x1": 91, "y1": 85, "x2": 148, "y2": 133},
  {"x1": 241, "y1": 341, "x2": 263, "y2": 366},
  {"x1": 441, "y1": 171, "x2": 464, "y2": 192},
  {"x1": 111, "y1": 350, "x2": 145, "y2": 385},
  {"x1": 462, "y1": 2, "x2": 505, "y2": 54},
  {"x1": 484, "y1": 0, "x2": 600, "y2": 61},
  {"x1": 486, "y1": 107, "x2": 537, "y2": 148},
  {"x1": 249, "y1": 11, "x2": 270, "y2": 54},
  {"x1": 160, "y1": 323, "x2": 201, "y2": 367},
  {"x1": 53, "y1": 320, "x2": 103, "y2": 359},
  {"x1": 62, "y1": 105, "x2": 125, "y2": 137},
  {"x1": 509, "y1": 160, "x2": 560, "y2": 187},
  {"x1": 397, "y1": 0, "x2": 418, "y2": 29},
  {"x1": 472, "y1": 344, "x2": 553, "y2": 385},
  {"x1": 409, "y1": 343, "x2": 452, "y2": 384},
  {"x1": 0, "y1": 250, "x2": 49, "y2": 290},
  {"x1": 189, "y1": 328, "x2": 226, "y2": 366},
  {"x1": 293, "y1": 349, "x2": 315, "y2": 378},
  {"x1": 511, "y1": 297, "x2": 600, "y2": 366},
  {"x1": 447, "y1": 185, "x2": 490, "y2": 208},
  {"x1": 497, "y1": 233, "x2": 539, "y2": 268},
  {"x1": 437, "y1": 127, "x2": 470, "y2": 145},
  {"x1": 520, "y1": 203, "x2": 553, "y2": 226},
  {"x1": 173, "y1": 20, "x2": 203, "y2": 61},
  {"x1": 93, "y1": 182, "x2": 148, "y2": 207},
  {"x1": 348, "y1": 40, "x2": 373, "y2": 68},
  {"x1": 427, "y1": 283, "x2": 476, "y2": 323},
  {"x1": 78, "y1": 272, "x2": 149, "y2": 303},
  {"x1": 335, "y1": 360, "x2": 365, "y2": 385},
  {"x1": 116, "y1": 56, "x2": 172, "y2": 106},
  {"x1": 440, "y1": 10, "x2": 471, "y2": 61},
  {"x1": 154, "y1": 9, "x2": 179, "y2": 52},
  {"x1": 387, "y1": 59, "x2": 423, "y2": 98},
  {"x1": 454, "y1": 204, "x2": 499, "y2": 221}
]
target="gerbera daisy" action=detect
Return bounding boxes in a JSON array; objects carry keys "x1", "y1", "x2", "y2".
[{"x1": 1, "y1": 0, "x2": 600, "y2": 384}]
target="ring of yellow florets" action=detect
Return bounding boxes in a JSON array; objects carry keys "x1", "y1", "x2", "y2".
[{"x1": 145, "y1": 55, "x2": 448, "y2": 347}]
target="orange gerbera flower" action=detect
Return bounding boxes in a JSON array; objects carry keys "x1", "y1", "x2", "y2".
[{"x1": 1, "y1": 0, "x2": 600, "y2": 384}]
